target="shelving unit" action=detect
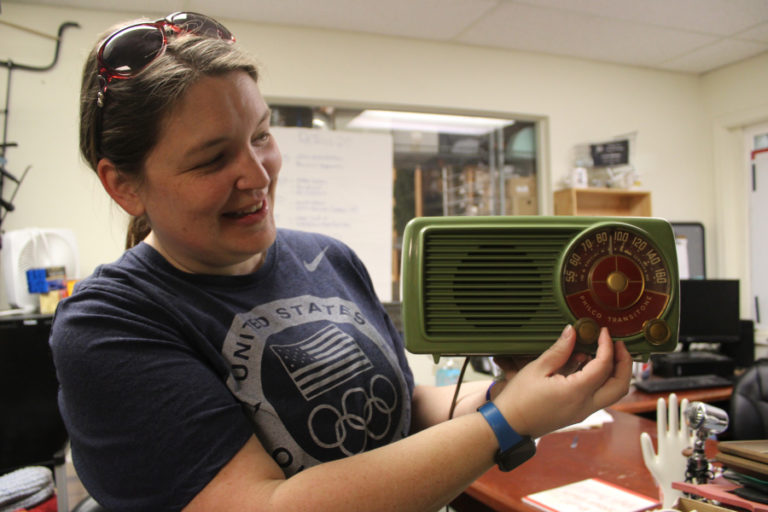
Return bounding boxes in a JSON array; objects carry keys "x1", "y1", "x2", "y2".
[{"x1": 554, "y1": 187, "x2": 651, "y2": 216}]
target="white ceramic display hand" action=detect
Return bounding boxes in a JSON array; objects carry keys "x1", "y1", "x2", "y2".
[{"x1": 640, "y1": 393, "x2": 695, "y2": 508}]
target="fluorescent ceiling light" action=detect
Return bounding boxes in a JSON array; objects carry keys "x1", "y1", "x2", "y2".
[{"x1": 348, "y1": 110, "x2": 513, "y2": 135}]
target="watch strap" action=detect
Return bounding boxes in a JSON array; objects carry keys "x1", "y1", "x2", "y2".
[
  {"x1": 478, "y1": 401, "x2": 536, "y2": 472},
  {"x1": 478, "y1": 401, "x2": 522, "y2": 452}
]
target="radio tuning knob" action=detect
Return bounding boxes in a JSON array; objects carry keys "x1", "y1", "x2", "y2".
[
  {"x1": 574, "y1": 318, "x2": 600, "y2": 345},
  {"x1": 606, "y1": 271, "x2": 629, "y2": 292},
  {"x1": 643, "y1": 318, "x2": 671, "y2": 346}
]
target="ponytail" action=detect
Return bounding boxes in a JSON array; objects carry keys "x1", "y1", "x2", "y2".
[{"x1": 126, "y1": 215, "x2": 151, "y2": 249}]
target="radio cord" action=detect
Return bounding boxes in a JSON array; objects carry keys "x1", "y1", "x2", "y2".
[{"x1": 448, "y1": 357, "x2": 471, "y2": 420}]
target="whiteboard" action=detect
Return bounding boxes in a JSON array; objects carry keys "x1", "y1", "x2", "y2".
[{"x1": 272, "y1": 127, "x2": 394, "y2": 302}]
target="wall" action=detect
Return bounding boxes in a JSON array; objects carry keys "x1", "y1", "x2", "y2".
[
  {"x1": 0, "y1": 4, "x2": 761, "y2": 317},
  {"x1": 701, "y1": 51, "x2": 768, "y2": 340}
]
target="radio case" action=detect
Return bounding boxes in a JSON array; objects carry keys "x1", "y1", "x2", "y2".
[{"x1": 400, "y1": 216, "x2": 680, "y2": 361}]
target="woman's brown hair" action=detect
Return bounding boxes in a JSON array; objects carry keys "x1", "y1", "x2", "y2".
[{"x1": 79, "y1": 24, "x2": 260, "y2": 248}]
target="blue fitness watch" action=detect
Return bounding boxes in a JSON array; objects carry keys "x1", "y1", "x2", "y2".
[{"x1": 477, "y1": 401, "x2": 536, "y2": 472}]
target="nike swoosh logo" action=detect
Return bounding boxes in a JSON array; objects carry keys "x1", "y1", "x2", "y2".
[{"x1": 304, "y1": 246, "x2": 329, "y2": 272}]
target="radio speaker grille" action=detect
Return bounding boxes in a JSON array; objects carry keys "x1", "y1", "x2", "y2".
[{"x1": 422, "y1": 228, "x2": 579, "y2": 337}]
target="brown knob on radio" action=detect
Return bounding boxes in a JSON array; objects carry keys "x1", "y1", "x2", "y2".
[
  {"x1": 643, "y1": 318, "x2": 671, "y2": 346},
  {"x1": 574, "y1": 317, "x2": 600, "y2": 346}
]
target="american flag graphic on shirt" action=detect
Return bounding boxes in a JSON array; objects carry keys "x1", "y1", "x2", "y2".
[{"x1": 271, "y1": 324, "x2": 374, "y2": 401}]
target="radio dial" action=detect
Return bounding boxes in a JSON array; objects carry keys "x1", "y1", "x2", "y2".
[{"x1": 562, "y1": 224, "x2": 672, "y2": 341}]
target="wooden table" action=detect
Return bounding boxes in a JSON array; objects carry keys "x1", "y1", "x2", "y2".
[
  {"x1": 457, "y1": 410, "x2": 661, "y2": 512},
  {"x1": 610, "y1": 382, "x2": 733, "y2": 414}
]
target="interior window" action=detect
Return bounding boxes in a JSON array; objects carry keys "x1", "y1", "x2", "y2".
[{"x1": 270, "y1": 105, "x2": 538, "y2": 299}]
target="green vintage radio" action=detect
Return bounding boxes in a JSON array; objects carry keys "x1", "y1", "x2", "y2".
[{"x1": 400, "y1": 216, "x2": 679, "y2": 362}]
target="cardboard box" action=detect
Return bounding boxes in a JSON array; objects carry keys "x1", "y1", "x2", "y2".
[
  {"x1": 506, "y1": 195, "x2": 538, "y2": 215},
  {"x1": 506, "y1": 175, "x2": 537, "y2": 198},
  {"x1": 505, "y1": 175, "x2": 538, "y2": 215}
]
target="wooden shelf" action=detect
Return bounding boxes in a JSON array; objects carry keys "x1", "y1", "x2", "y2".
[{"x1": 554, "y1": 187, "x2": 651, "y2": 216}]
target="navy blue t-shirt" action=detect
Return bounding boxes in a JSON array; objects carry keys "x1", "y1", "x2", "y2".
[{"x1": 50, "y1": 229, "x2": 414, "y2": 512}]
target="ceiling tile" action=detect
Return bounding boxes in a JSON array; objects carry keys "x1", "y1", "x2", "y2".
[
  {"x1": 17, "y1": 0, "x2": 186, "y2": 16},
  {"x1": 188, "y1": 0, "x2": 498, "y2": 40},
  {"x1": 457, "y1": 2, "x2": 717, "y2": 67},
  {"x1": 737, "y1": 21, "x2": 768, "y2": 42},
  {"x1": 522, "y1": 0, "x2": 768, "y2": 36},
  {"x1": 659, "y1": 38, "x2": 768, "y2": 72}
]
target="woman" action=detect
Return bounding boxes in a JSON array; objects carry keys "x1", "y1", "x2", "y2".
[{"x1": 51, "y1": 12, "x2": 632, "y2": 512}]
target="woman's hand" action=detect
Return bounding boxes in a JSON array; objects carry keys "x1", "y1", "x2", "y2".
[
  {"x1": 493, "y1": 345, "x2": 591, "y2": 379},
  {"x1": 493, "y1": 324, "x2": 632, "y2": 438}
]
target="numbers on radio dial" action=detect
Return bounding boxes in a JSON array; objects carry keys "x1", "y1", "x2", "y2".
[{"x1": 562, "y1": 225, "x2": 672, "y2": 339}]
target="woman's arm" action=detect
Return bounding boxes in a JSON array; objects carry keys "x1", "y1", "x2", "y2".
[
  {"x1": 410, "y1": 380, "x2": 497, "y2": 432},
  {"x1": 184, "y1": 325, "x2": 632, "y2": 512},
  {"x1": 185, "y1": 410, "x2": 499, "y2": 512}
]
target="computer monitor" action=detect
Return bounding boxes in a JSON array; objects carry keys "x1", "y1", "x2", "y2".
[
  {"x1": 671, "y1": 222, "x2": 706, "y2": 279},
  {"x1": 678, "y1": 279, "x2": 740, "y2": 345}
]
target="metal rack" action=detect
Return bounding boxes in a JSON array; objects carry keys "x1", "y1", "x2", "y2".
[{"x1": 0, "y1": 20, "x2": 79, "y2": 228}]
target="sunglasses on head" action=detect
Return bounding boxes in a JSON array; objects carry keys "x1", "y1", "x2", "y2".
[{"x1": 96, "y1": 12, "x2": 235, "y2": 107}]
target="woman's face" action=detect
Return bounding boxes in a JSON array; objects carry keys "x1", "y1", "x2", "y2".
[{"x1": 137, "y1": 71, "x2": 282, "y2": 275}]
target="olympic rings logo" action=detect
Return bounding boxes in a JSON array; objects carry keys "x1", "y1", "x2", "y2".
[{"x1": 308, "y1": 374, "x2": 398, "y2": 456}]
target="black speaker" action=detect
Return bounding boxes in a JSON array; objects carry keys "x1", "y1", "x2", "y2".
[{"x1": 721, "y1": 319, "x2": 755, "y2": 369}]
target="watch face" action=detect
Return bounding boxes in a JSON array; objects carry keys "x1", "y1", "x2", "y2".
[{"x1": 496, "y1": 436, "x2": 537, "y2": 472}]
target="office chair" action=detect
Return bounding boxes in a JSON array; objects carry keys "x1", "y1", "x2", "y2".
[{"x1": 729, "y1": 358, "x2": 768, "y2": 439}]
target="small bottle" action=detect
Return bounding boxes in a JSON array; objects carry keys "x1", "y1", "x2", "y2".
[
  {"x1": 571, "y1": 166, "x2": 588, "y2": 188},
  {"x1": 435, "y1": 357, "x2": 461, "y2": 386}
]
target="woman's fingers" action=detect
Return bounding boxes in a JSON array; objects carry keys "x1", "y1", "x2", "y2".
[
  {"x1": 589, "y1": 338, "x2": 633, "y2": 409},
  {"x1": 530, "y1": 324, "x2": 577, "y2": 375}
]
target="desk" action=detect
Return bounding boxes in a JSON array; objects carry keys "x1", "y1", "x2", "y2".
[
  {"x1": 457, "y1": 410, "x2": 659, "y2": 512},
  {"x1": 610, "y1": 382, "x2": 733, "y2": 414},
  {"x1": 0, "y1": 312, "x2": 65, "y2": 472}
]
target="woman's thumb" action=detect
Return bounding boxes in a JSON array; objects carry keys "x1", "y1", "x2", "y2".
[{"x1": 534, "y1": 324, "x2": 576, "y2": 373}]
